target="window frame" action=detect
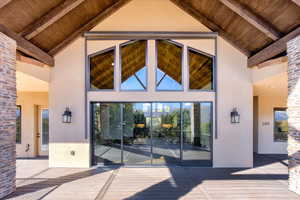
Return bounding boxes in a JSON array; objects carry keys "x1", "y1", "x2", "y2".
[
  {"x1": 187, "y1": 47, "x2": 215, "y2": 92},
  {"x1": 88, "y1": 46, "x2": 117, "y2": 91},
  {"x1": 16, "y1": 105, "x2": 21, "y2": 144},
  {"x1": 119, "y1": 40, "x2": 148, "y2": 92},
  {"x1": 273, "y1": 107, "x2": 288, "y2": 142},
  {"x1": 155, "y1": 39, "x2": 184, "y2": 92},
  {"x1": 90, "y1": 101, "x2": 214, "y2": 166}
]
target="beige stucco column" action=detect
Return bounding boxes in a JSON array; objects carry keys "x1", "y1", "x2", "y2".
[
  {"x1": 0, "y1": 32, "x2": 16, "y2": 198},
  {"x1": 287, "y1": 34, "x2": 300, "y2": 195}
]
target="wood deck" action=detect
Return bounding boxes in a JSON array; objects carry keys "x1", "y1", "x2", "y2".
[{"x1": 5, "y1": 154, "x2": 300, "y2": 200}]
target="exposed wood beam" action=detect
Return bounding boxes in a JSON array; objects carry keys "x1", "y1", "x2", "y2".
[
  {"x1": 48, "y1": 0, "x2": 133, "y2": 56},
  {"x1": 256, "y1": 56, "x2": 287, "y2": 69},
  {"x1": 218, "y1": 0, "x2": 281, "y2": 40},
  {"x1": 17, "y1": 52, "x2": 46, "y2": 67},
  {"x1": 292, "y1": 0, "x2": 300, "y2": 7},
  {"x1": 20, "y1": 0, "x2": 85, "y2": 40},
  {"x1": 170, "y1": 0, "x2": 251, "y2": 57},
  {"x1": 0, "y1": 24, "x2": 54, "y2": 66},
  {"x1": 248, "y1": 27, "x2": 300, "y2": 67},
  {"x1": 0, "y1": 0, "x2": 12, "y2": 9}
]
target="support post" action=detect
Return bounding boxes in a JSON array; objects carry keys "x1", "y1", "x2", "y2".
[
  {"x1": 0, "y1": 32, "x2": 16, "y2": 198},
  {"x1": 287, "y1": 34, "x2": 300, "y2": 195}
]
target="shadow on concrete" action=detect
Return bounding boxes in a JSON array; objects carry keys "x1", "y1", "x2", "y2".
[
  {"x1": 5, "y1": 166, "x2": 118, "y2": 199},
  {"x1": 124, "y1": 154, "x2": 290, "y2": 200},
  {"x1": 6, "y1": 154, "x2": 293, "y2": 200}
]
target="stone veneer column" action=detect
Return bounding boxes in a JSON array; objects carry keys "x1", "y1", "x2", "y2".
[
  {"x1": 287, "y1": 34, "x2": 300, "y2": 195},
  {"x1": 0, "y1": 32, "x2": 16, "y2": 198}
]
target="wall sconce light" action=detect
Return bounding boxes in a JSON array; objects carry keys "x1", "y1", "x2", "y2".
[
  {"x1": 62, "y1": 107, "x2": 72, "y2": 123},
  {"x1": 231, "y1": 108, "x2": 240, "y2": 124}
]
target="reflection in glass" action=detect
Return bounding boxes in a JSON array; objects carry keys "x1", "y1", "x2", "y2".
[
  {"x1": 189, "y1": 48, "x2": 213, "y2": 90},
  {"x1": 123, "y1": 103, "x2": 152, "y2": 164},
  {"x1": 16, "y1": 106, "x2": 21, "y2": 144},
  {"x1": 156, "y1": 40, "x2": 183, "y2": 90},
  {"x1": 92, "y1": 102, "x2": 213, "y2": 166},
  {"x1": 92, "y1": 103, "x2": 122, "y2": 164},
  {"x1": 121, "y1": 41, "x2": 147, "y2": 90},
  {"x1": 90, "y1": 48, "x2": 115, "y2": 89},
  {"x1": 152, "y1": 103, "x2": 181, "y2": 164},
  {"x1": 182, "y1": 102, "x2": 212, "y2": 166},
  {"x1": 41, "y1": 109, "x2": 49, "y2": 146},
  {"x1": 274, "y1": 108, "x2": 288, "y2": 142}
]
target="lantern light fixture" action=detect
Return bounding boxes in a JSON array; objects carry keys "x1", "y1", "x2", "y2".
[
  {"x1": 62, "y1": 107, "x2": 72, "y2": 123},
  {"x1": 230, "y1": 107, "x2": 240, "y2": 124}
]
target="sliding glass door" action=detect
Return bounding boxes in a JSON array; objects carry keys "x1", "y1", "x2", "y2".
[
  {"x1": 182, "y1": 103, "x2": 212, "y2": 166},
  {"x1": 92, "y1": 103, "x2": 122, "y2": 165},
  {"x1": 152, "y1": 103, "x2": 181, "y2": 165},
  {"x1": 92, "y1": 102, "x2": 212, "y2": 166},
  {"x1": 122, "y1": 103, "x2": 152, "y2": 164}
]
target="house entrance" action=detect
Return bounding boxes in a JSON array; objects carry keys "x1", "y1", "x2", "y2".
[{"x1": 91, "y1": 102, "x2": 212, "y2": 166}]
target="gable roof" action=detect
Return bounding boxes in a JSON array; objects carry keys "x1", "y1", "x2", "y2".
[{"x1": 0, "y1": 0, "x2": 299, "y2": 67}]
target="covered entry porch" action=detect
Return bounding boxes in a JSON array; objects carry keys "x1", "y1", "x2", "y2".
[
  {"x1": 0, "y1": 0, "x2": 300, "y2": 198},
  {"x1": 5, "y1": 154, "x2": 299, "y2": 200}
]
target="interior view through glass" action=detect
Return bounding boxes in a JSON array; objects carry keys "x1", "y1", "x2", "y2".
[{"x1": 92, "y1": 102, "x2": 212, "y2": 166}]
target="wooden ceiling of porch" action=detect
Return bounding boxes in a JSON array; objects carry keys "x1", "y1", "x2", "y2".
[{"x1": 0, "y1": 0, "x2": 299, "y2": 67}]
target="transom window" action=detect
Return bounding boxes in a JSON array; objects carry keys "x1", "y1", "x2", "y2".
[
  {"x1": 121, "y1": 40, "x2": 147, "y2": 91},
  {"x1": 274, "y1": 108, "x2": 288, "y2": 142},
  {"x1": 188, "y1": 48, "x2": 213, "y2": 90},
  {"x1": 88, "y1": 40, "x2": 214, "y2": 92},
  {"x1": 90, "y1": 47, "x2": 115, "y2": 90},
  {"x1": 156, "y1": 40, "x2": 183, "y2": 91}
]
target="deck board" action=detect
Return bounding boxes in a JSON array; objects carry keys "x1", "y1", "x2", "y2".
[{"x1": 5, "y1": 154, "x2": 300, "y2": 200}]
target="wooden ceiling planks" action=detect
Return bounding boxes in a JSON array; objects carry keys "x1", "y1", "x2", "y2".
[
  {"x1": 0, "y1": 0, "x2": 63, "y2": 33},
  {"x1": 90, "y1": 48, "x2": 115, "y2": 89},
  {"x1": 121, "y1": 40, "x2": 146, "y2": 82},
  {"x1": 29, "y1": 0, "x2": 118, "y2": 52},
  {"x1": 0, "y1": 24, "x2": 54, "y2": 66},
  {"x1": 187, "y1": 0, "x2": 273, "y2": 53},
  {"x1": 248, "y1": 26, "x2": 300, "y2": 67},
  {"x1": 218, "y1": 0, "x2": 281, "y2": 40},
  {"x1": 20, "y1": 0, "x2": 86, "y2": 40},
  {"x1": 170, "y1": 0, "x2": 252, "y2": 56},
  {"x1": 0, "y1": 0, "x2": 12, "y2": 9},
  {"x1": 292, "y1": 0, "x2": 300, "y2": 7},
  {"x1": 46, "y1": 0, "x2": 132, "y2": 56},
  {"x1": 237, "y1": 0, "x2": 300, "y2": 34},
  {"x1": 0, "y1": 0, "x2": 298, "y2": 67},
  {"x1": 189, "y1": 50, "x2": 213, "y2": 89},
  {"x1": 157, "y1": 40, "x2": 182, "y2": 83}
]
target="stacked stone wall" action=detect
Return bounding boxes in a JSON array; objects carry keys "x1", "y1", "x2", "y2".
[
  {"x1": 0, "y1": 32, "x2": 16, "y2": 198},
  {"x1": 287, "y1": 34, "x2": 300, "y2": 195}
]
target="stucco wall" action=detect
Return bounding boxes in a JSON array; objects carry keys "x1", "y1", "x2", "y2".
[
  {"x1": 253, "y1": 63, "x2": 288, "y2": 154},
  {"x1": 257, "y1": 96, "x2": 287, "y2": 154},
  {"x1": 49, "y1": 37, "x2": 88, "y2": 168},
  {"x1": 16, "y1": 92, "x2": 48, "y2": 157},
  {"x1": 50, "y1": 0, "x2": 253, "y2": 168},
  {"x1": 214, "y1": 36, "x2": 253, "y2": 167}
]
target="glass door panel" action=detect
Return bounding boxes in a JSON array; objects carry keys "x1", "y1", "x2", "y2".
[
  {"x1": 182, "y1": 102, "x2": 212, "y2": 166},
  {"x1": 92, "y1": 102, "x2": 213, "y2": 166},
  {"x1": 41, "y1": 109, "x2": 49, "y2": 151},
  {"x1": 151, "y1": 103, "x2": 181, "y2": 165},
  {"x1": 122, "y1": 103, "x2": 152, "y2": 164},
  {"x1": 92, "y1": 103, "x2": 122, "y2": 165}
]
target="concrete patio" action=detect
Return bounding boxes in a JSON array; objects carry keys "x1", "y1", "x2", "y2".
[{"x1": 5, "y1": 154, "x2": 300, "y2": 200}]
